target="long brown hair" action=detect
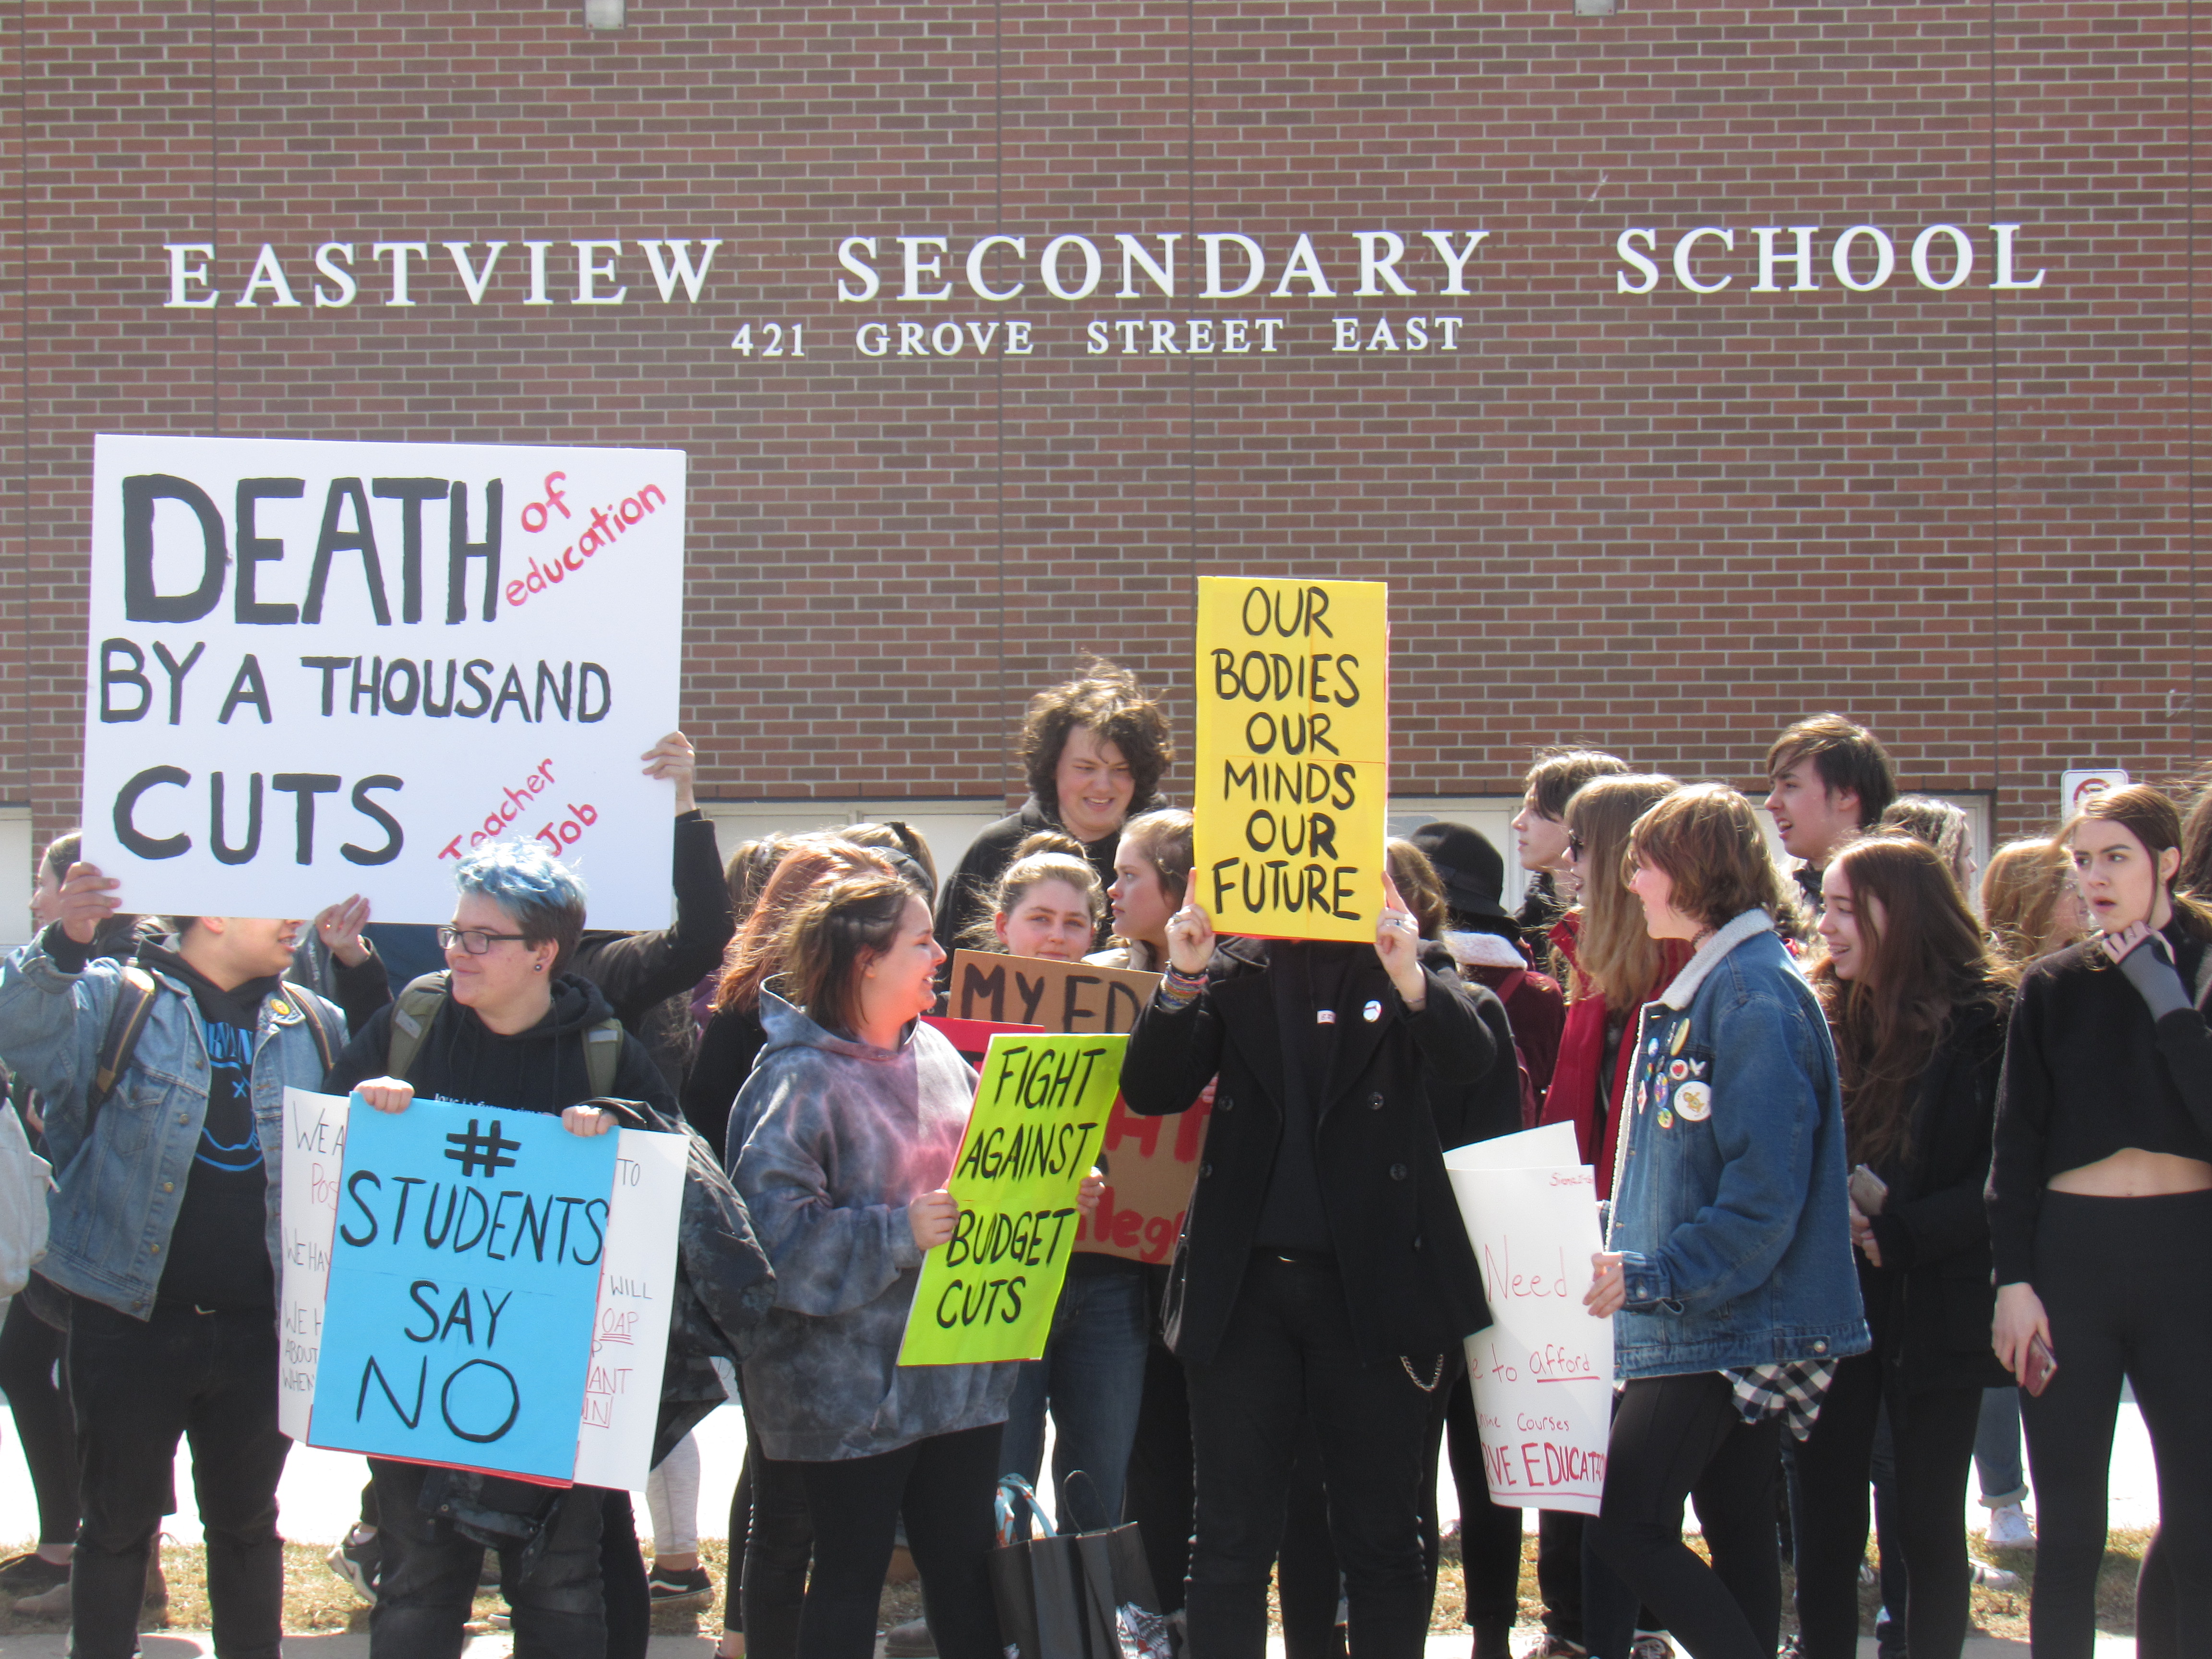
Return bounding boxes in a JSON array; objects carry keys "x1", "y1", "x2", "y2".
[
  {"x1": 1564, "y1": 774, "x2": 1680, "y2": 1003},
  {"x1": 780, "y1": 871, "x2": 918, "y2": 1038},
  {"x1": 1810, "y1": 836, "x2": 2008, "y2": 1169},
  {"x1": 713, "y1": 838, "x2": 894, "y2": 1013},
  {"x1": 1980, "y1": 838, "x2": 2082, "y2": 971},
  {"x1": 2064, "y1": 784, "x2": 2212, "y2": 943}
]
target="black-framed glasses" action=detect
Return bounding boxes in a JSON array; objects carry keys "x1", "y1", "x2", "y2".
[{"x1": 438, "y1": 925, "x2": 531, "y2": 955}]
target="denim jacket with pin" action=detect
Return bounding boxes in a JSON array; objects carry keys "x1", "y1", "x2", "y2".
[
  {"x1": 0, "y1": 936, "x2": 341, "y2": 1318},
  {"x1": 1606, "y1": 910, "x2": 1870, "y2": 1377}
]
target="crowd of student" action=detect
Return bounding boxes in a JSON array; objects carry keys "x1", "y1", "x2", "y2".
[{"x1": 1, "y1": 662, "x2": 2209, "y2": 1659}]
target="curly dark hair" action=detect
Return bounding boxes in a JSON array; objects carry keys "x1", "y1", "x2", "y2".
[{"x1": 1019, "y1": 660, "x2": 1175, "y2": 823}]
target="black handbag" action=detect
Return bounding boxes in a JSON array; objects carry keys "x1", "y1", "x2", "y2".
[{"x1": 987, "y1": 1474, "x2": 1175, "y2": 1659}]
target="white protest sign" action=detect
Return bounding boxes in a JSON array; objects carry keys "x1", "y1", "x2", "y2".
[
  {"x1": 278, "y1": 1086, "x2": 347, "y2": 1441},
  {"x1": 1446, "y1": 1126, "x2": 1612, "y2": 1516},
  {"x1": 277, "y1": 1090, "x2": 684, "y2": 1490},
  {"x1": 573, "y1": 1127, "x2": 689, "y2": 1489},
  {"x1": 82, "y1": 434, "x2": 684, "y2": 928}
]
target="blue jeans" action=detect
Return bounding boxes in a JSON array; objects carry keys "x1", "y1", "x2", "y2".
[
  {"x1": 1974, "y1": 1385, "x2": 2028, "y2": 1507},
  {"x1": 1000, "y1": 1264, "x2": 1149, "y2": 1531}
]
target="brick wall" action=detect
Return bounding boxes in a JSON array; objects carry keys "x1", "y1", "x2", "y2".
[{"x1": 4, "y1": 0, "x2": 2203, "y2": 851}]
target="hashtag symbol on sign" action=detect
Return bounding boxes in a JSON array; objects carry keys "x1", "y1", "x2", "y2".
[{"x1": 444, "y1": 1118, "x2": 521, "y2": 1178}]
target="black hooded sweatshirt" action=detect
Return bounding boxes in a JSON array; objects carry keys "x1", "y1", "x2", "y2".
[{"x1": 324, "y1": 971, "x2": 677, "y2": 1120}]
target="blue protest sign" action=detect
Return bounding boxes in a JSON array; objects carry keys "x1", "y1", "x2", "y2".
[{"x1": 310, "y1": 1094, "x2": 618, "y2": 1481}]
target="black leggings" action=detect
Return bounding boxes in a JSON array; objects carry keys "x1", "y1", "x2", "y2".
[
  {"x1": 0, "y1": 1298, "x2": 76, "y2": 1544},
  {"x1": 1789, "y1": 1350, "x2": 1981, "y2": 1659},
  {"x1": 745, "y1": 1444, "x2": 817, "y2": 1659},
  {"x1": 1585, "y1": 1372, "x2": 1782, "y2": 1659},
  {"x1": 2021, "y1": 1190, "x2": 2212, "y2": 1659},
  {"x1": 790, "y1": 1423, "x2": 1003, "y2": 1659}
]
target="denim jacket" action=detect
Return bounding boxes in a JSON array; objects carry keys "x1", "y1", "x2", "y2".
[
  {"x1": 1605, "y1": 910, "x2": 1869, "y2": 1376},
  {"x1": 0, "y1": 936, "x2": 342, "y2": 1318}
]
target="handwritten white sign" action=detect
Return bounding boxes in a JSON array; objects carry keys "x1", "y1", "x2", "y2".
[
  {"x1": 81, "y1": 433, "x2": 684, "y2": 927},
  {"x1": 278, "y1": 1086, "x2": 346, "y2": 1441},
  {"x1": 1446, "y1": 1125, "x2": 1612, "y2": 1516}
]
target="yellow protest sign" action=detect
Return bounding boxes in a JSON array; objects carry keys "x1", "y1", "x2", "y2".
[
  {"x1": 898, "y1": 1032, "x2": 1125, "y2": 1366},
  {"x1": 1194, "y1": 576, "x2": 1389, "y2": 942}
]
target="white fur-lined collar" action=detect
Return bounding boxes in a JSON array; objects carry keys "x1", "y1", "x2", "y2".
[
  {"x1": 1443, "y1": 930, "x2": 1527, "y2": 972},
  {"x1": 1658, "y1": 910, "x2": 1777, "y2": 1010}
]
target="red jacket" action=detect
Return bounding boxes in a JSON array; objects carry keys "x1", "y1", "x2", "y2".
[{"x1": 1538, "y1": 912, "x2": 1694, "y2": 1198}]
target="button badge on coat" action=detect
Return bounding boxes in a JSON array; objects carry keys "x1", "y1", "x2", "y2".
[
  {"x1": 1674, "y1": 1082, "x2": 1713, "y2": 1122},
  {"x1": 1669, "y1": 1022, "x2": 1690, "y2": 1056},
  {"x1": 1362, "y1": 999, "x2": 1382, "y2": 1022}
]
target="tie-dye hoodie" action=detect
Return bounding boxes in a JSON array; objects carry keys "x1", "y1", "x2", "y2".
[{"x1": 729, "y1": 990, "x2": 1017, "y2": 1460}]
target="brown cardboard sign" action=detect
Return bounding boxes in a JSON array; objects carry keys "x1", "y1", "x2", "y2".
[{"x1": 947, "y1": 950, "x2": 1213, "y2": 1263}]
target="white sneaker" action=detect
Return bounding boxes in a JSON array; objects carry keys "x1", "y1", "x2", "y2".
[
  {"x1": 1986, "y1": 1503, "x2": 2036, "y2": 1549},
  {"x1": 1971, "y1": 1560, "x2": 2020, "y2": 1590}
]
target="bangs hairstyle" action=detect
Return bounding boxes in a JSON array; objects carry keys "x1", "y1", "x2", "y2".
[
  {"x1": 1877, "y1": 795, "x2": 1975, "y2": 891},
  {"x1": 1765, "y1": 713, "x2": 1897, "y2": 830},
  {"x1": 1980, "y1": 838, "x2": 2083, "y2": 970},
  {"x1": 1020, "y1": 660, "x2": 1175, "y2": 824},
  {"x1": 963, "y1": 831, "x2": 1105, "y2": 952},
  {"x1": 1565, "y1": 773, "x2": 1681, "y2": 1004},
  {"x1": 454, "y1": 843, "x2": 589, "y2": 973},
  {"x1": 780, "y1": 870, "x2": 920, "y2": 1039},
  {"x1": 1624, "y1": 783, "x2": 1799, "y2": 933},
  {"x1": 1385, "y1": 839, "x2": 1447, "y2": 939},
  {"x1": 1812, "y1": 836, "x2": 2009, "y2": 1169},
  {"x1": 2063, "y1": 783, "x2": 2212, "y2": 942},
  {"x1": 1118, "y1": 808, "x2": 1196, "y2": 913},
  {"x1": 1525, "y1": 747, "x2": 1632, "y2": 820},
  {"x1": 715, "y1": 837, "x2": 895, "y2": 1014}
]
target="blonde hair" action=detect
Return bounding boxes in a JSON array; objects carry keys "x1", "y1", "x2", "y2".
[
  {"x1": 962, "y1": 832, "x2": 1105, "y2": 952},
  {"x1": 1565, "y1": 774, "x2": 1681, "y2": 1003}
]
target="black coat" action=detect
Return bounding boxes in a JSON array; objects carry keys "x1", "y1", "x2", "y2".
[
  {"x1": 1862, "y1": 996, "x2": 2013, "y2": 1394},
  {"x1": 1119, "y1": 943, "x2": 1519, "y2": 1367},
  {"x1": 931, "y1": 796, "x2": 1120, "y2": 959}
]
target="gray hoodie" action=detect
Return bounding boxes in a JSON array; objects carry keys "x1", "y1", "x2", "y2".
[{"x1": 730, "y1": 990, "x2": 1018, "y2": 1460}]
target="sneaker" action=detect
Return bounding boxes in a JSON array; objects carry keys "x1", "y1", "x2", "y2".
[
  {"x1": 0, "y1": 1552, "x2": 71, "y2": 1595},
  {"x1": 1986, "y1": 1503, "x2": 2036, "y2": 1549},
  {"x1": 648, "y1": 1563, "x2": 714, "y2": 1611},
  {"x1": 1631, "y1": 1637, "x2": 1673, "y2": 1659},
  {"x1": 1971, "y1": 1560, "x2": 2020, "y2": 1590},
  {"x1": 327, "y1": 1529, "x2": 381, "y2": 1605},
  {"x1": 11, "y1": 1578, "x2": 67, "y2": 1619},
  {"x1": 885, "y1": 1616, "x2": 937, "y2": 1657}
]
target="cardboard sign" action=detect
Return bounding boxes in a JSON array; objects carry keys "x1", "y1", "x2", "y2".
[
  {"x1": 80, "y1": 434, "x2": 684, "y2": 927},
  {"x1": 1193, "y1": 577, "x2": 1388, "y2": 943},
  {"x1": 1444, "y1": 1125, "x2": 1612, "y2": 1516},
  {"x1": 281, "y1": 1088, "x2": 682, "y2": 1488},
  {"x1": 946, "y1": 951, "x2": 1211, "y2": 1265},
  {"x1": 898, "y1": 1033, "x2": 1124, "y2": 1366}
]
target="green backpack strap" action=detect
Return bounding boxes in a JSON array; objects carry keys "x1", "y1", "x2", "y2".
[
  {"x1": 584, "y1": 1017, "x2": 624, "y2": 1098},
  {"x1": 86, "y1": 965, "x2": 160, "y2": 1132},
  {"x1": 386, "y1": 972, "x2": 454, "y2": 1083}
]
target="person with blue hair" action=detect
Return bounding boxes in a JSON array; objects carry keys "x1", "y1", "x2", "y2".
[{"x1": 325, "y1": 841, "x2": 677, "y2": 1659}]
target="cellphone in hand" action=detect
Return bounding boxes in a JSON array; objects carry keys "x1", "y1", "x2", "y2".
[
  {"x1": 2021, "y1": 1334, "x2": 2059, "y2": 1398},
  {"x1": 1848, "y1": 1164, "x2": 1889, "y2": 1216}
]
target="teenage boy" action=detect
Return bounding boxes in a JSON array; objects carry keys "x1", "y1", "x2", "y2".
[
  {"x1": 1763, "y1": 713, "x2": 1898, "y2": 913},
  {"x1": 0, "y1": 865, "x2": 383, "y2": 1659}
]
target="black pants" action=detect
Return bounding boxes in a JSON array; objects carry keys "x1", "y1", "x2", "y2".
[
  {"x1": 790, "y1": 1422, "x2": 1003, "y2": 1659},
  {"x1": 602, "y1": 1489, "x2": 651, "y2": 1659},
  {"x1": 66, "y1": 1296, "x2": 289, "y2": 1659},
  {"x1": 1586, "y1": 1373, "x2": 1782, "y2": 1659},
  {"x1": 1445, "y1": 1370, "x2": 1586, "y2": 1644},
  {"x1": 368, "y1": 1458, "x2": 607, "y2": 1659},
  {"x1": 746, "y1": 1441, "x2": 819, "y2": 1659},
  {"x1": 1183, "y1": 1253, "x2": 1442, "y2": 1659},
  {"x1": 0, "y1": 1295, "x2": 77, "y2": 1545},
  {"x1": 1122, "y1": 1266, "x2": 1195, "y2": 1614},
  {"x1": 1790, "y1": 1349, "x2": 1982, "y2": 1659},
  {"x1": 2021, "y1": 1190, "x2": 2212, "y2": 1659}
]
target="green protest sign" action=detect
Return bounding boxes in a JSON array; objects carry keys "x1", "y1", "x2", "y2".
[{"x1": 897, "y1": 1032, "x2": 1125, "y2": 1367}]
